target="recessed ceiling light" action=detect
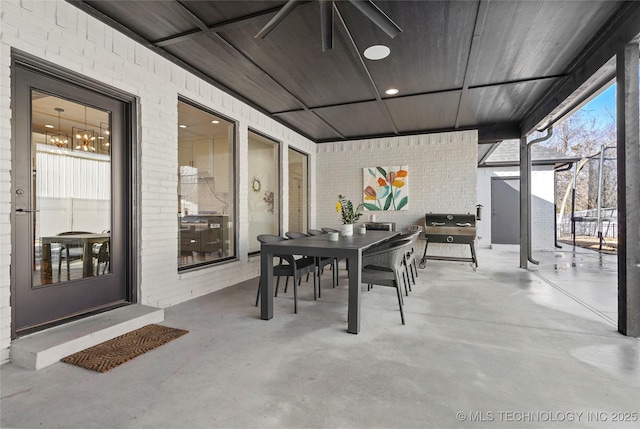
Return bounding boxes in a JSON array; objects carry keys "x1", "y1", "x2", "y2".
[
  {"x1": 364, "y1": 45, "x2": 390, "y2": 60},
  {"x1": 44, "y1": 124, "x2": 54, "y2": 129},
  {"x1": 179, "y1": 124, "x2": 187, "y2": 128},
  {"x1": 211, "y1": 120, "x2": 220, "y2": 124},
  {"x1": 385, "y1": 88, "x2": 399, "y2": 95}
]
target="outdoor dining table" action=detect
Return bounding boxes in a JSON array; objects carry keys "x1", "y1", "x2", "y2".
[{"x1": 260, "y1": 230, "x2": 400, "y2": 334}]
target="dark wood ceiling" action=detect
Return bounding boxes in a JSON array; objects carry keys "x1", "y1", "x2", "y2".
[{"x1": 71, "y1": 0, "x2": 640, "y2": 143}]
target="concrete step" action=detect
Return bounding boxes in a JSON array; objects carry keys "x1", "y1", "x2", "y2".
[{"x1": 11, "y1": 304, "x2": 164, "y2": 370}]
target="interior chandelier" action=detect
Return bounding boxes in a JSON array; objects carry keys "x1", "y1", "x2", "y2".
[
  {"x1": 75, "y1": 130, "x2": 96, "y2": 152},
  {"x1": 75, "y1": 105, "x2": 96, "y2": 152},
  {"x1": 99, "y1": 122, "x2": 110, "y2": 149},
  {"x1": 255, "y1": 0, "x2": 402, "y2": 51},
  {"x1": 50, "y1": 107, "x2": 68, "y2": 148}
]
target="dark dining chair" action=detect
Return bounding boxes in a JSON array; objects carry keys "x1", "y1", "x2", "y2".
[
  {"x1": 307, "y1": 229, "x2": 325, "y2": 236},
  {"x1": 286, "y1": 231, "x2": 336, "y2": 296},
  {"x1": 361, "y1": 238, "x2": 412, "y2": 325},
  {"x1": 57, "y1": 231, "x2": 93, "y2": 280},
  {"x1": 255, "y1": 234, "x2": 317, "y2": 314},
  {"x1": 362, "y1": 235, "x2": 413, "y2": 296},
  {"x1": 94, "y1": 241, "x2": 110, "y2": 275},
  {"x1": 320, "y1": 227, "x2": 344, "y2": 283},
  {"x1": 284, "y1": 231, "x2": 314, "y2": 285},
  {"x1": 390, "y1": 230, "x2": 421, "y2": 289},
  {"x1": 284, "y1": 231, "x2": 308, "y2": 240}
]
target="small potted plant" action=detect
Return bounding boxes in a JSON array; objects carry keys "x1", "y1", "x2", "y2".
[{"x1": 336, "y1": 195, "x2": 363, "y2": 236}]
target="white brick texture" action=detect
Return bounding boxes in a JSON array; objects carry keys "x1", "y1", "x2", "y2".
[
  {"x1": 0, "y1": 0, "x2": 486, "y2": 366},
  {"x1": 0, "y1": 0, "x2": 316, "y2": 364},
  {"x1": 316, "y1": 132, "x2": 479, "y2": 258}
]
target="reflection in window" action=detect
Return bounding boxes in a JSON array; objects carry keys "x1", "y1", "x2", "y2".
[
  {"x1": 31, "y1": 91, "x2": 111, "y2": 285},
  {"x1": 288, "y1": 148, "x2": 308, "y2": 233},
  {"x1": 178, "y1": 100, "x2": 235, "y2": 269},
  {"x1": 248, "y1": 131, "x2": 280, "y2": 253}
]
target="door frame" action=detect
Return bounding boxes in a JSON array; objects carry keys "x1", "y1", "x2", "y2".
[
  {"x1": 287, "y1": 147, "x2": 309, "y2": 234},
  {"x1": 490, "y1": 176, "x2": 521, "y2": 245},
  {"x1": 9, "y1": 50, "x2": 139, "y2": 339}
]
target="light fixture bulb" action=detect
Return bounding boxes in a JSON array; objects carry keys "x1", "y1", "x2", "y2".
[{"x1": 364, "y1": 45, "x2": 390, "y2": 60}]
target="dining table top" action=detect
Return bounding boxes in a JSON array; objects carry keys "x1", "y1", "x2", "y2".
[
  {"x1": 41, "y1": 233, "x2": 111, "y2": 243},
  {"x1": 261, "y1": 230, "x2": 399, "y2": 254}
]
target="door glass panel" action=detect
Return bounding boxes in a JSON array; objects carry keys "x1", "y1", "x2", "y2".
[
  {"x1": 288, "y1": 148, "x2": 308, "y2": 233},
  {"x1": 178, "y1": 100, "x2": 235, "y2": 269},
  {"x1": 248, "y1": 131, "x2": 279, "y2": 253},
  {"x1": 32, "y1": 91, "x2": 111, "y2": 286}
]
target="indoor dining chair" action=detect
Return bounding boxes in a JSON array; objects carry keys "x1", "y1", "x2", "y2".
[
  {"x1": 57, "y1": 231, "x2": 93, "y2": 280},
  {"x1": 94, "y1": 241, "x2": 110, "y2": 275}
]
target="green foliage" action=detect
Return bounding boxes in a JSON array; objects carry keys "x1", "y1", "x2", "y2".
[{"x1": 337, "y1": 195, "x2": 364, "y2": 224}]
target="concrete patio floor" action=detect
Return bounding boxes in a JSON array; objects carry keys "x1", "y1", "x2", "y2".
[{"x1": 1, "y1": 245, "x2": 638, "y2": 429}]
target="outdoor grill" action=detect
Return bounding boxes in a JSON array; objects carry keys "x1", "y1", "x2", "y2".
[{"x1": 419, "y1": 213, "x2": 478, "y2": 270}]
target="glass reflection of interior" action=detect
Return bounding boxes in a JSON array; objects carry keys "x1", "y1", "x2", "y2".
[
  {"x1": 248, "y1": 132, "x2": 279, "y2": 253},
  {"x1": 178, "y1": 101, "x2": 235, "y2": 269},
  {"x1": 288, "y1": 149, "x2": 308, "y2": 234},
  {"x1": 32, "y1": 91, "x2": 112, "y2": 286}
]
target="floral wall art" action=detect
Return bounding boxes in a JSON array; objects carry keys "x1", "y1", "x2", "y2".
[{"x1": 363, "y1": 166, "x2": 408, "y2": 211}]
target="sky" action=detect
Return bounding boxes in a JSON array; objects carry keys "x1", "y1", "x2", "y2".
[{"x1": 579, "y1": 83, "x2": 616, "y2": 126}]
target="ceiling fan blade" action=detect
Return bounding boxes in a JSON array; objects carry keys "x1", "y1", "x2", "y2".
[
  {"x1": 255, "y1": 0, "x2": 301, "y2": 39},
  {"x1": 347, "y1": 0, "x2": 402, "y2": 39},
  {"x1": 320, "y1": 0, "x2": 334, "y2": 51}
]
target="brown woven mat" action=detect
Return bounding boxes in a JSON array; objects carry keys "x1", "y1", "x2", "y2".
[{"x1": 61, "y1": 324, "x2": 188, "y2": 373}]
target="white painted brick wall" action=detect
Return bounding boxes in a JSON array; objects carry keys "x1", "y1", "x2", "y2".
[
  {"x1": 476, "y1": 166, "x2": 555, "y2": 250},
  {"x1": 0, "y1": 0, "x2": 317, "y2": 364},
  {"x1": 316, "y1": 132, "x2": 479, "y2": 259},
  {"x1": 0, "y1": 0, "x2": 491, "y2": 366}
]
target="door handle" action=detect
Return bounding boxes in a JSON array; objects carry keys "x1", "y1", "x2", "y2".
[{"x1": 15, "y1": 208, "x2": 40, "y2": 213}]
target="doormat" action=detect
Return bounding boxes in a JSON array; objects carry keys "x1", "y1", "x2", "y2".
[{"x1": 60, "y1": 324, "x2": 188, "y2": 373}]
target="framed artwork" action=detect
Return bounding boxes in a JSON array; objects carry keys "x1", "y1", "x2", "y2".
[{"x1": 363, "y1": 166, "x2": 408, "y2": 211}]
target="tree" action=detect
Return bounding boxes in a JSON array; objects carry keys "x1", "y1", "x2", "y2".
[{"x1": 537, "y1": 109, "x2": 616, "y2": 214}]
